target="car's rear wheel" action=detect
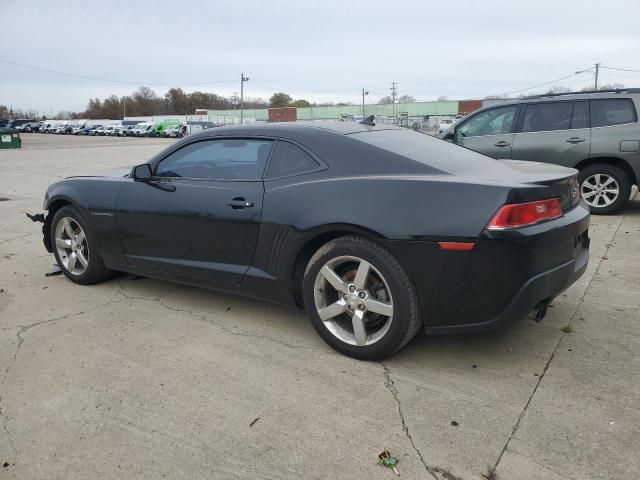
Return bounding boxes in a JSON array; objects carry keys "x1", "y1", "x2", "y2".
[
  {"x1": 578, "y1": 164, "x2": 631, "y2": 214},
  {"x1": 303, "y1": 236, "x2": 421, "y2": 360},
  {"x1": 51, "y1": 206, "x2": 113, "y2": 285}
]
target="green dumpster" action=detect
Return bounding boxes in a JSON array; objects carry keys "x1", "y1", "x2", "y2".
[{"x1": 0, "y1": 128, "x2": 21, "y2": 149}]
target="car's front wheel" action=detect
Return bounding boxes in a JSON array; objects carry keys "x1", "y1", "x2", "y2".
[
  {"x1": 578, "y1": 164, "x2": 631, "y2": 214},
  {"x1": 51, "y1": 206, "x2": 113, "y2": 285},
  {"x1": 303, "y1": 236, "x2": 422, "y2": 360}
]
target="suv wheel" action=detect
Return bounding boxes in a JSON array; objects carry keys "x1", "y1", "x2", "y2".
[
  {"x1": 578, "y1": 164, "x2": 631, "y2": 215},
  {"x1": 303, "y1": 236, "x2": 422, "y2": 360}
]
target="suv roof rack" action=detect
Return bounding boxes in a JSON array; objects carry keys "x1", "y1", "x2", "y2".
[{"x1": 524, "y1": 88, "x2": 640, "y2": 99}]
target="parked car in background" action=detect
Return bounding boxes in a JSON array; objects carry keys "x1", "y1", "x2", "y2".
[
  {"x1": 131, "y1": 123, "x2": 152, "y2": 137},
  {"x1": 440, "y1": 89, "x2": 640, "y2": 214},
  {"x1": 91, "y1": 126, "x2": 106, "y2": 136},
  {"x1": 79, "y1": 125, "x2": 99, "y2": 135},
  {"x1": 108, "y1": 126, "x2": 123, "y2": 136},
  {"x1": 6, "y1": 119, "x2": 36, "y2": 129},
  {"x1": 16, "y1": 122, "x2": 40, "y2": 133},
  {"x1": 37, "y1": 122, "x2": 590, "y2": 359},
  {"x1": 147, "y1": 121, "x2": 181, "y2": 137},
  {"x1": 72, "y1": 125, "x2": 86, "y2": 135},
  {"x1": 437, "y1": 118, "x2": 457, "y2": 134},
  {"x1": 164, "y1": 124, "x2": 188, "y2": 138},
  {"x1": 121, "y1": 124, "x2": 139, "y2": 136}
]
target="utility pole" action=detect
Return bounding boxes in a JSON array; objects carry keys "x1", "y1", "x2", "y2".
[
  {"x1": 240, "y1": 73, "x2": 249, "y2": 124},
  {"x1": 594, "y1": 63, "x2": 600, "y2": 90},
  {"x1": 361, "y1": 88, "x2": 369, "y2": 117},
  {"x1": 390, "y1": 82, "x2": 398, "y2": 122},
  {"x1": 123, "y1": 97, "x2": 126, "y2": 119}
]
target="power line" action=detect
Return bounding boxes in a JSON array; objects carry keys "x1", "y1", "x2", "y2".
[
  {"x1": 601, "y1": 66, "x2": 640, "y2": 74},
  {"x1": 496, "y1": 70, "x2": 593, "y2": 97},
  {"x1": 0, "y1": 58, "x2": 237, "y2": 87}
]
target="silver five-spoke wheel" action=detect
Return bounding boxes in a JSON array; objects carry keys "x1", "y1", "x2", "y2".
[
  {"x1": 313, "y1": 255, "x2": 394, "y2": 347},
  {"x1": 55, "y1": 217, "x2": 89, "y2": 276},
  {"x1": 580, "y1": 173, "x2": 619, "y2": 208}
]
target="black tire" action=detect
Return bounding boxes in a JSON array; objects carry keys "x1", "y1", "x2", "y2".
[
  {"x1": 302, "y1": 235, "x2": 422, "y2": 360},
  {"x1": 578, "y1": 164, "x2": 631, "y2": 215},
  {"x1": 50, "y1": 205, "x2": 113, "y2": 285}
]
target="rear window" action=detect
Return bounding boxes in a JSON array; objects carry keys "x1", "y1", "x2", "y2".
[
  {"x1": 350, "y1": 128, "x2": 508, "y2": 177},
  {"x1": 589, "y1": 99, "x2": 637, "y2": 127},
  {"x1": 522, "y1": 102, "x2": 572, "y2": 132},
  {"x1": 265, "y1": 141, "x2": 320, "y2": 178}
]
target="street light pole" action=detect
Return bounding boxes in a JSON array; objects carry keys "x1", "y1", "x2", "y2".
[
  {"x1": 595, "y1": 63, "x2": 600, "y2": 90},
  {"x1": 240, "y1": 73, "x2": 249, "y2": 124},
  {"x1": 362, "y1": 88, "x2": 369, "y2": 117}
]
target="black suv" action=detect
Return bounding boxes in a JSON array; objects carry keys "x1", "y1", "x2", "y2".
[{"x1": 441, "y1": 89, "x2": 640, "y2": 214}]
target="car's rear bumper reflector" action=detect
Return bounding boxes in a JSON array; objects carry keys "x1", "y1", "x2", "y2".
[{"x1": 438, "y1": 242, "x2": 475, "y2": 251}]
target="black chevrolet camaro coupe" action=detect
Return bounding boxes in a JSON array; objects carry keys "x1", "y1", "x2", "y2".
[{"x1": 38, "y1": 122, "x2": 590, "y2": 359}]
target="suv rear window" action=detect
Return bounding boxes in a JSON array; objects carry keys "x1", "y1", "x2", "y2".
[
  {"x1": 522, "y1": 102, "x2": 572, "y2": 132},
  {"x1": 589, "y1": 99, "x2": 637, "y2": 127}
]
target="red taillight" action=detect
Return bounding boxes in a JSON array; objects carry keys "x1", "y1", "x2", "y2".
[{"x1": 487, "y1": 198, "x2": 562, "y2": 230}]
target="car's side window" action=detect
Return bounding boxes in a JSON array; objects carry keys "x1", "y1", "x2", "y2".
[
  {"x1": 570, "y1": 101, "x2": 589, "y2": 129},
  {"x1": 265, "y1": 141, "x2": 321, "y2": 179},
  {"x1": 155, "y1": 139, "x2": 273, "y2": 180},
  {"x1": 589, "y1": 99, "x2": 637, "y2": 127},
  {"x1": 521, "y1": 102, "x2": 572, "y2": 133},
  {"x1": 456, "y1": 106, "x2": 517, "y2": 137}
]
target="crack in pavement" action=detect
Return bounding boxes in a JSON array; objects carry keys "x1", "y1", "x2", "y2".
[
  {"x1": 116, "y1": 282, "x2": 310, "y2": 351},
  {"x1": 0, "y1": 297, "x2": 124, "y2": 473},
  {"x1": 491, "y1": 215, "x2": 626, "y2": 474},
  {"x1": 382, "y1": 364, "x2": 463, "y2": 480}
]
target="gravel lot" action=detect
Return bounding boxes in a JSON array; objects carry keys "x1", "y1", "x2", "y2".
[{"x1": 0, "y1": 134, "x2": 638, "y2": 480}]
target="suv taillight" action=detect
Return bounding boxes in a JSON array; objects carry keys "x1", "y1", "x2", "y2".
[{"x1": 487, "y1": 198, "x2": 562, "y2": 230}]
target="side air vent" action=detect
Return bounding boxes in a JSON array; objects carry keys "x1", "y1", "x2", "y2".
[{"x1": 268, "y1": 228, "x2": 290, "y2": 276}]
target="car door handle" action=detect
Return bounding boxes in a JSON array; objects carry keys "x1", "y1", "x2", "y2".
[
  {"x1": 227, "y1": 197, "x2": 254, "y2": 209},
  {"x1": 494, "y1": 141, "x2": 511, "y2": 147},
  {"x1": 566, "y1": 137, "x2": 585, "y2": 144}
]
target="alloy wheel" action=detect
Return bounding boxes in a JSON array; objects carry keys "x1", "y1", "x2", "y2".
[
  {"x1": 581, "y1": 173, "x2": 619, "y2": 208},
  {"x1": 313, "y1": 256, "x2": 394, "y2": 346},
  {"x1": 54, "y1": 217, "x2": 89, "y2": 276}
]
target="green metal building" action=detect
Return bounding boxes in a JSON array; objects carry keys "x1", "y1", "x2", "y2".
[{"x1": 206, "y1": 100, "x2": 460, "y2": 123}]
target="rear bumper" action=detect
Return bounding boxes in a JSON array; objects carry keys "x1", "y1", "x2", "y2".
[
  {"x1": 424, "y1": 242, "x2": 588, "y2": 334},
  {"x1": 383, "y1": 200, "x2": 590, "y2": 334}
]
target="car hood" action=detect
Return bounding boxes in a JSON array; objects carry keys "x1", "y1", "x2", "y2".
[{"x1": 67, "y1": 166, "x2": 132, "y2": 179}]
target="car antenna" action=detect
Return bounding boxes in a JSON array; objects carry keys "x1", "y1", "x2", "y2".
[{"x1": 359, "y1": 115, "x2": 375, "y2": 126}]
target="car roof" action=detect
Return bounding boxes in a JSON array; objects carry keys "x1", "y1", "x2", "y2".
[
  {"x1": 479, "y1": 88, "x2": 640, "y2": 110},
  {"x1": 188, "y1": 120, "x2": 402, "y2": 140}
]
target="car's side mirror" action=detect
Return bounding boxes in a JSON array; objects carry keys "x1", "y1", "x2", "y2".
[{"x1": 132, "y1": 164, "x2": 152, "y2": 181}]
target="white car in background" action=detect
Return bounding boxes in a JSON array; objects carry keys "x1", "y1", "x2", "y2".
[
  {"x1": 437, "y1": 118, "x2": 457, "y2": 134},
  {"x1": 103, "y1": 126, "x2": 117, "y2": 136},
  {"x1": 91, "y1": 126, "x2": 106, "y2": 136},
  {"x1": 164, "y1": 124, "x2": 187, "y2": 138},
  {"x1": 131, "y1": 123, "x2": 151, "y2": 137}
]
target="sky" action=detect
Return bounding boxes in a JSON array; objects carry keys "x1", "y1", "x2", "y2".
[{"x1": 1, "y1": 0, "x2": 639, "y2": 115}]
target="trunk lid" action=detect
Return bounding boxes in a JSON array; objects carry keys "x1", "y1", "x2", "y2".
[{"x1": 500, "y1": 160, "x2": 580, "y2": 211}]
